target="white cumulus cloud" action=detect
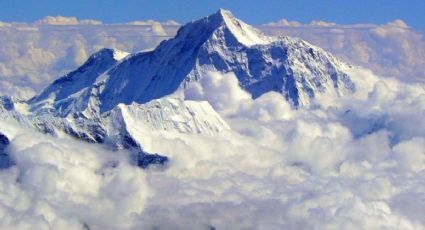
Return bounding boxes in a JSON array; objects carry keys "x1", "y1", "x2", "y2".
[{"x1": 0, "y1": 16, "x2": 424, "y2": 229}]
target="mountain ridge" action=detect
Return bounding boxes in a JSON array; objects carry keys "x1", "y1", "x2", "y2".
[{"x1": 29, "y1": 9, "x2": 355, "y2": 117}]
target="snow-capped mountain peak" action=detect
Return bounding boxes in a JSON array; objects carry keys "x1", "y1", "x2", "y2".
[
  {"x1": 0, "y1": 9, "x2": 358, "y2": 169},
  {"x1": 27, "y1": 9, "x2": 355, "y2": 116},
  {"x1": 197, "y1": 8, "x2": 276, "y2": 47},
  {"x1": 214, "y1": 8, "x2": 275, "y2": 46},
  {"x1": 111, "y1": 49, "x2": 130, "y2": 61},
  {"x1": 25, "y1": 9, "x2": 356, "y2": 121},
  {"x1": 29, "y1": 48, "x2": 128, "y2": 113}
]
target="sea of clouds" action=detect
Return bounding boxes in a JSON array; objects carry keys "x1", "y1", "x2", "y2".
[
  {"x1": 1, "y1": 67, "x2": 424, "y2": 229},
  {"x1": 0, "y1": 16, "x2": 424, "y2": 230}
]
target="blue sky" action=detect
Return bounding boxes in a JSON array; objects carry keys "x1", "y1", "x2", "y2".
[{"x1": 1, "y1": 0, "x2": 424, "y2": 29}]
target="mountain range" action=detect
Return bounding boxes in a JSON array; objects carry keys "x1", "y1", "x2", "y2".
[{"x1": 0, "y1": 9, "x2": 356, "y2": 168}]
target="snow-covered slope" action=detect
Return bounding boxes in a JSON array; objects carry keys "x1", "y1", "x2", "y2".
[
  {"x1": 28, "y1": 9, "x2": 355, "y2": 117},
  {"x1": 0, "y1": 95, "x2": 229, "y2": 168},
  {"x1": 0, "y1": 9, "x2": 358, "y2": 168},
  {"x1": 216, "y1": 9, "x2": 276, "y2": 47},
  {"x1": 104, "y1": 98, "x2": 229, "y2": 136},
  {"x1": 0, "y1": 97, "x2": 229, "y2": 151},
  {"x1": 29, "y1": 48, "x2": 129, "y2": 115}
]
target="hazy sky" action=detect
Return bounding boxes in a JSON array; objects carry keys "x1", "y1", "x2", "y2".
[{"x1": 1, "y1": 0, "x2": 424, "y2": 29}]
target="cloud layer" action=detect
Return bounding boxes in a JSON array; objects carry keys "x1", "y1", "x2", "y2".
[
  {"x1": 125, "y1": 69, "x2": 425, "y2": 229},
  {"x1": 0, "y1": 122, "x2": 151, "y2": 230},
  {"x1": 0, "y1": 16, "x2": 424, "y2": 229},
  {"x1": 0, "y1": 66, "x2": 424, "y2": 229}
]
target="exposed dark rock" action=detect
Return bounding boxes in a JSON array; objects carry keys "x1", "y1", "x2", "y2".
[
  {"x1": 0, "y1": 133, "x2": 9, "y2": 146},
  {"x1": 63, "y1": 124, "x2": 106, "y2": 144},
  {"x1": 132, "y1": 151, "x2": 169, "y2": 169},
  {"x1": 121, "y1": 134, "x2": 139, "y2": 149},
  {"x1": 0, "y1": 96, "x2": 14, "y2": 111},
  {"x1": 82, "y1": 223, "x2": 90, "y2": 230},
  {"x1": 0, "y1": 153, "x2": 14, "y2": 169},
  {"x1": 34, "y1": 121, "x2": 56, "y2": 136},
  {"x1": 0, "y1": 132, "x2": 15, "y2": 169},
  {"x1": 89, "y1": 123, "x2": 106, "y2": 143}
]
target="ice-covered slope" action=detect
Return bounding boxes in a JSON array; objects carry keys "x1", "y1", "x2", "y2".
[{"x1": 28, "y1": 9, "x2": 355, "y2": 116}]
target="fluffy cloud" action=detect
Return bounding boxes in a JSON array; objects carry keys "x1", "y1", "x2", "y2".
[
  {"x1": 145, "y1": 69, "x2": 425, "y2": 229},
  {"x1": 0, "y1": 121, "x2": 151, "y2": 230},
  {"x1": 35, "y1": 16, "x2": 102, "y2": 26},
  {"x1": 0, "y1": 16, "x2": 424, "y2": 229},
  {"x1": 2, "y1": 67, "x2": 424, "y2": 229},
  {"x1": 0, "y1": 21, "x2": 11, "y2": 27},
  {"x1": 184, "y1": 72, "x2": 252, "y2": 115},
  {"x1": 309, "y1": 20, "x2": 338, "y2": 27},
  {"x1": 124, "y1": 19, "x2": 180, "y2": 36},
  {"x1": 264, "y1": 19, "x2": 302, "y2": 27},
  {"x1": 126, "y1": 19, "x2": 179, "y2": 26},
  {"x1": 145, "y1": 69, "x2": 425, "y2": 228}
]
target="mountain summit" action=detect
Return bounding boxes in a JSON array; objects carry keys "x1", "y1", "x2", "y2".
[
  {"x1": 30, "y1": 48, "x2": 128, "y2": 108},
  {"x1": 184, "y1": 8, "x2": 276, "y2": 47},
  {"x1": 29, "y1": 9, "x2": 355, "y2": 117}
]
